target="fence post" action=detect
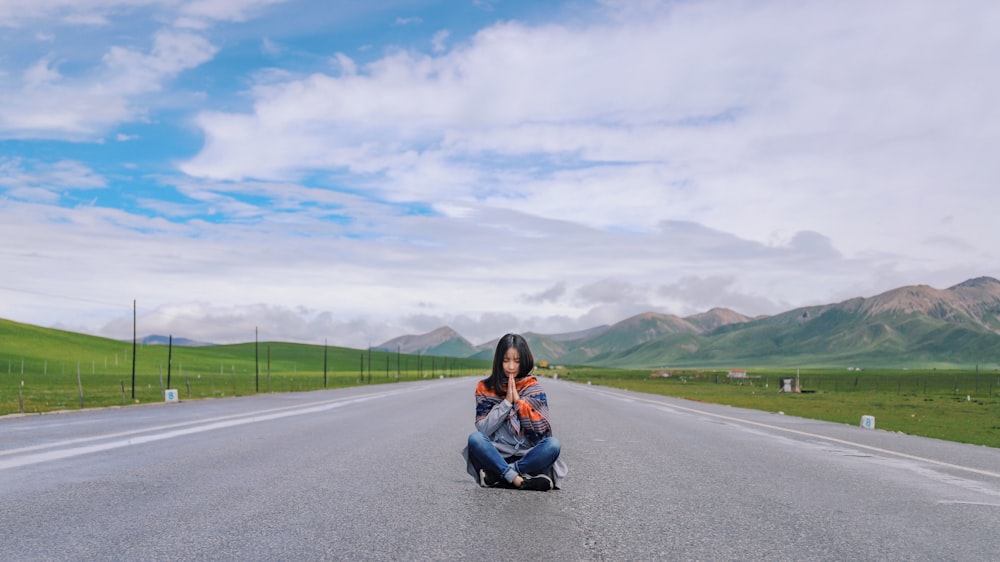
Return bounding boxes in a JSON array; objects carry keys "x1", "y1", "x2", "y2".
[
  {"x1": 77, "y1": 362, "x2": 84, "y2": 409},
  {"x1": 131, "y1": 299, "x2": 136, "y2": 400},
  {"x1": 167, "y1": 335, "x2": 173, "y2": 390}
]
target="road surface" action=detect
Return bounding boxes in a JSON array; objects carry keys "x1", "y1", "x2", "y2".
[{"x1": 1, "y1": 376, "x2": 998, "y2": 560}]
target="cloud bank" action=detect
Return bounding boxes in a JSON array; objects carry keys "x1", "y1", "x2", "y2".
[{"x1": 1, "y1": 0, "x2": 998, "y2": 347}]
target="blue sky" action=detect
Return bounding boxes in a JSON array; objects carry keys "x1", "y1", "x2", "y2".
[{"x1": 2, "y1": 0, "x2": 998, "y2": 347}]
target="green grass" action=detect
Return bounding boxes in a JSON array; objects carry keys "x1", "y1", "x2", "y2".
[
  {"x1": 5, "y1": 317, "x2": 999, "y2": 449},
  {"x1": 0, "y1": 318, "x2": 489, "y2": 415},
  {"x1": 554, "y1": 367, "x2": 1000, "y2": 449}
]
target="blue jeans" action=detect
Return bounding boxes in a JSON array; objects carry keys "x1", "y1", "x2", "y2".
[{"x1": 467, "y1": 431, "x2": 561, "y2": 483}]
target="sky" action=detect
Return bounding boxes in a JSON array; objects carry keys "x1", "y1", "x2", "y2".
[{"x1": 1, "y1": 0, "x2": 998, "y2": 349}]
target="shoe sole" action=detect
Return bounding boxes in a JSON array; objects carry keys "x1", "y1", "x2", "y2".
[{"x1": 519, "y1": 474, "x2": 553, "y2": 491}]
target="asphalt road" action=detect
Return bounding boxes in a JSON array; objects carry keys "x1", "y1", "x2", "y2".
[{"x1": 1, "y1": 376, "x2": 998, "y2": 561}]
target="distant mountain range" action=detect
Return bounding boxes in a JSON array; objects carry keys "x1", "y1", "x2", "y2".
[
  {"x1": 139, "y1": 335, "x2": 214, "y2": 347},
  {"x1": 375, "y1": 277, "x2": 1000, "y2": 368}
]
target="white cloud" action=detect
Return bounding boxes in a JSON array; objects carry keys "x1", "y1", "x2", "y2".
[
  {"x1": 4, "y1": 180, "x2": 958, "y2": 347},
  {"x1": 523, "y1": 282, "x2": 567, "y2": 305},
  {"x1": 23, "y1": 57, "x2": 61, "y2": 86},
  {"x1": 472, "y1": 0, "x2": 497, "y2": 13},
  {"x1": 0, "y1": 158, "x2": 107, "y2": 194},
  {"x1": 177, "y1": 0, "x2": 1000, "y2": 272},
  {"x1": 658, "y1": 276, "x2": 785, "y2": 317},
  {"x1": 576, "y1": 279, "x2": 644, "y2": 306},
  {"x1": 102, "y1": 30, "x2": 217, "y2": 83},
  {"x1": 431, "y1": 29, "x2": 449, "y2": 53},
  {"x1": 0, "y1": 29, "x2": 217, "y2": 138},
  {"x1": 260, "y1": 37, "x2": 283, "y2": 56},
  {"x1": 180, "y1": 0, "x2": 288, "y2": 21},
  {"x1": 0, "y1": 0, "x2": 290, "y2": 27},
  {"x1": 3, "y1": 0, "x2": 1000, "y2": 348}
]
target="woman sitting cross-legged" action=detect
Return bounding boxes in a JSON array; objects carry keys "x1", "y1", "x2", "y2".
[{"x1": 463, "y1": 333, "x2": 567, "y2": 491}]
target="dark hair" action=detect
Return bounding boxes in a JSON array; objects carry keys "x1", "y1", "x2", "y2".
[{"x1": 483, "y1": 333, "x2": 535, "y2": 393}]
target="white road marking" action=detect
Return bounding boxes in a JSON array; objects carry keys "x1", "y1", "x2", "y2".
[
  {"x1": 579, "y1": 385, "x2": 1000, "y2": 480},
  {"x1": 937, "y1": 500, "x2": 1000, "y2": 507},
  {"x1": 0, "y1": 387, "x2": 417, "y2": 471}
]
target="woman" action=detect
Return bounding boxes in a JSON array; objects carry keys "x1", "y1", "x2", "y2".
[{"x1": 464, "y1": 333, "x2": 567, "y2": 490}]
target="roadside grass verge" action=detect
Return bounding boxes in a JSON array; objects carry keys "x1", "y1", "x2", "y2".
[
  {"x1": 553, "y1": 367, "x2": 1000, "y2": 449},
  {"x1": 4, "y1": 318, "x2": 998, "y2": 449},
  {"x1": 0, "y1": 318, "x2": 489, "y2": 416},
  {"x1": 0, "y1": 370, "x2": 468, "y2": 415},
  {"x1": 1, "y1": 360, "x2": 486, "y2": 415}
]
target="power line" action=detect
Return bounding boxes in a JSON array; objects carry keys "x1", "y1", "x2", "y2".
[{"x1": 0, "y1": 285, "x2": 131, "y2": 308}]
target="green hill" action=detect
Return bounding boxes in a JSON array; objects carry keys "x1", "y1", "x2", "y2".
[
  {"x1": 367, "y1": 277, "x2": 1000, "y2": 369},
  {"x1": 6, "y1": 277, "x2": 1000, "y2": 382},
  {"x1": 1, "y1": 317, "x2": 487, "y2": 379},
  {"x1": 587, "y1": 279, "x2": 1000, "y2": 368},
  {"x1": 0, "y1": 317, "x2": 489, "y2": 414}
]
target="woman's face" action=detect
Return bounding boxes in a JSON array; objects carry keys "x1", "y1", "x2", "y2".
[{"x1": 502, "y1": 347, "x2": 521, "y2": 379}]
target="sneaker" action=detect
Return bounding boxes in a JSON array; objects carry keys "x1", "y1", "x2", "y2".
[
  {"x1": 518, "y1": 474, "x2": 553, "y2": 491},
  {"x1": 478, "y1": 469, "x2": 504, "y2": 488}
]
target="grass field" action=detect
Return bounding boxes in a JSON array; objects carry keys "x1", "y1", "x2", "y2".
[
  {"x1": 0, "y1": 318, "x2": 489, "y2": 415},
  {"x1": 554, "y1": 367, "x2": 1000, "y2": 449},
  {"x1": 3, "y1": 318, "x2": 998, "y2": 449}
]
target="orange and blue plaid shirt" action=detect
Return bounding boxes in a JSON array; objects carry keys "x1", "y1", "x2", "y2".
[{"x1": 475, "y1": 375, "x2": 552, "y2": 447}]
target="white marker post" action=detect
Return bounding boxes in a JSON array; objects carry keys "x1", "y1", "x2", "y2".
[
  {"x1": 165, "y1": 389, "x2": 179, "y2": 403},
  {"x1": 860, "y1": 415, "x2": 875, "y2": 429}
]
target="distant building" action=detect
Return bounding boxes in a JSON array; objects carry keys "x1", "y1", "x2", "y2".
[
  {"x1": 779, "y1": 377, "x2": 801, "y2": 393},
  {"x1": 727, "y1": 369, "x2": 748, "y2": 379}
]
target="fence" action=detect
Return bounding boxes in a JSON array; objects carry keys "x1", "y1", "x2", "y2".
[
  {"x1": 0, "y1": 344, "x2": 489, "y2": 416},
  {"x1": 712, "y1": 369, "x2": 998, "y2": 398}
]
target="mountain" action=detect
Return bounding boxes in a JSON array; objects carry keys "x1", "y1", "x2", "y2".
[
  {"x1": 7, "y1": 277, "x2": 998, "y2": 369},
  {"x1": 686, "y1": 307, "x2": 753, "y2": 332},
  {"x1": 378, "y1": 277, "x2": 1000, "y2": 368},
  {"x1": 859, "y1": 277, "x2": 1000, "y2": 330},
  {"x1": 555, "y1": 312, "x2": 702, "y2": 364},
  {"x1": 589, "y1": 277, "x2": 1000, "y2": 368},
  {"x1": 373, "y1": 326, "x2": 478, "y2": 357},
  {"x1": 139, "y1": 335, "x2": 214, "y2": 347},
  {"x1": 377, "y1": 308, "x2": 750, "y2": 363},
  {"x1": 467, "y1": 325, "x2": 614, "y2": 362}
]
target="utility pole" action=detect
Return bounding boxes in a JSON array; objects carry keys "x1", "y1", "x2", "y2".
[{"x1": 131, "y1": 300, "x2": 137, "y2": 400}]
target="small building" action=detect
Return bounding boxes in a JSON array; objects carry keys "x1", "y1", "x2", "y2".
[
  {"x1": 727, "y1": 369, "x2": 748, "y2": 379},
  {"x1": 779, "y1": 377, "x2": 801, "y2": 393}
]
